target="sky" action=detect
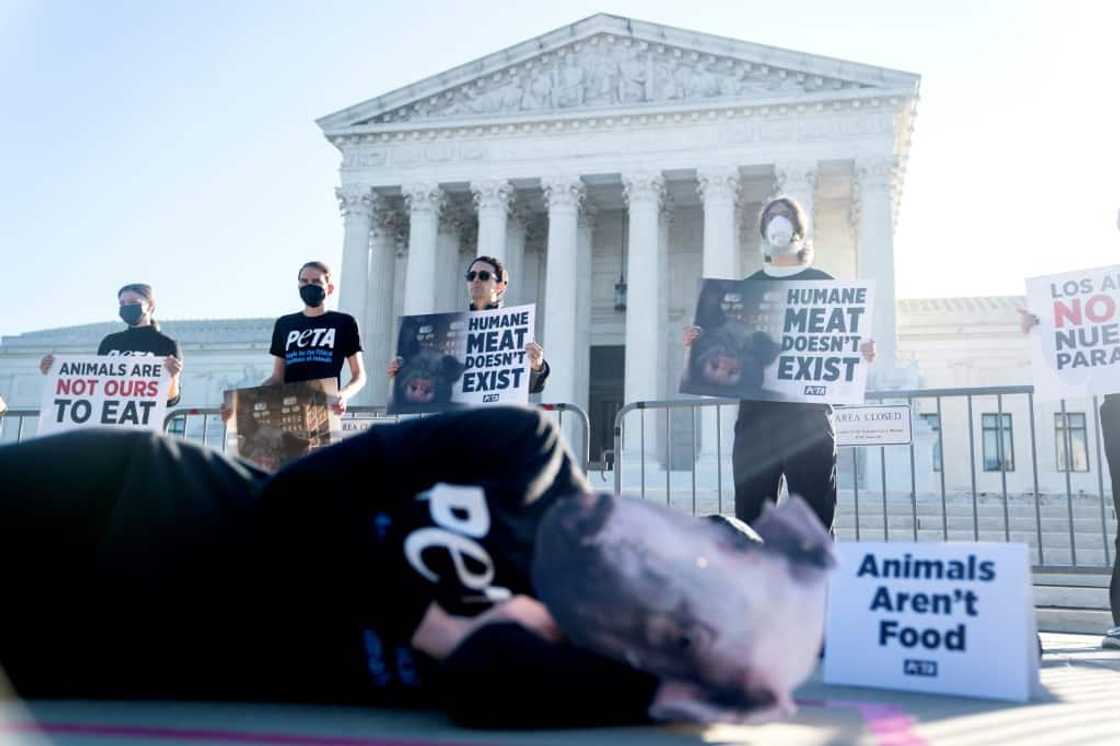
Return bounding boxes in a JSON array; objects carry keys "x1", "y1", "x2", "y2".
[{"x1": 1, "y1": 0, "x2": 1118, "y2": 338}]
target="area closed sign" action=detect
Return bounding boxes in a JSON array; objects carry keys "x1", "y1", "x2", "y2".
[{"x1": 823, "y1": 542, "x2": 1040, "y2": 702}]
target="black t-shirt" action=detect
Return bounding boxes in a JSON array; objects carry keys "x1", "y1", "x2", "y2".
[
  {"x1": 269, "y1": 311, "x2": 361, "y2": 385},
  {"x1": 97, "y1": 325, "x2": 183, "y2": 405},
  {"x1": 255, "y1": 406, "x2": 593, "y2": 702}
]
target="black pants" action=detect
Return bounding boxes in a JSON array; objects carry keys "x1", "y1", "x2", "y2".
[
  {"x1": 732, "y1": 401, "x2": 837, "y2": 532},
  {"x1": 1098, "y1": 397, "x2": 1120, "y2": 626}
]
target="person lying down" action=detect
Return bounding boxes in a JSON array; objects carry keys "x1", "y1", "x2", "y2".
[{"x1": 0, "y1": 406, "x2": 834, "y2": 728}]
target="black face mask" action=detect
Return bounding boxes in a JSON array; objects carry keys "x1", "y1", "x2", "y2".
[
  {"x1": 119, "y1": 303, "x2": 145, "y2": 326},
  {"x1": 300, "y1": 285, "x2": 326, "y2": 308}
]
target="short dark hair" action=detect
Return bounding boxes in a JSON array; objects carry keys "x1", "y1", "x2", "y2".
[
  {"x1": 298, "y1": 261, "x2": 332, "y2": 283},
  {"x1": 469, "y1": 256, "x2": 508, "y2": 284}
]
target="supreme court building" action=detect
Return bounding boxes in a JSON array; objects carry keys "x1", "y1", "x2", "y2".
[{"x1": 318, "y1": 14, "x2": 919, "y2": 462}]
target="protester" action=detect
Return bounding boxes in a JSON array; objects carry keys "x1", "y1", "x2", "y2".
[
  {"x1": 388, "y1": 255, "x2": 549, "y2": 393},
  {"x1": 0, "y1": 407, "x2": 831, "y2": 727},
  {"x1": 1019, "y1": 309, "x2": 1120, "y2": 649},
  {"x1": 684, "y1": 197, "x2": 876, "y2": 531},
  {"x1": 39, "y1": 283, "x2": 184, "y2": 406},
  {"x1": 264, "y1": 261, "x2": 366, "y2": 414}
]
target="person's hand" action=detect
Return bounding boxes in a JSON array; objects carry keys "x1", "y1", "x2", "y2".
[
  {"x1": 330, "y1": 395, "x2": 348, "y2": 415},
  {"x1": 1018, "y1": 308, "x2": 1040, "y2": 335},
  {"x1": 469, "y1": 595, "x2": 561, "y2": 644},
  {"x1": 525, "y1": 342, "x2": 544, "y2": 372},
  {"x1": 163, "y1": 355, "x2": 183, "y2": 377},
  {"x1": 387, "y1": 357, "x2": 402, "y2": 378},
  {"x1": 39, "y1": 353, "x2": 55, "y2": 375},
  {"x1": 860, "y1": 339, "x2": 877, "y2": 363},
  {"x1": 682, "y1": 326, "x2": 703, "y2": 347}
]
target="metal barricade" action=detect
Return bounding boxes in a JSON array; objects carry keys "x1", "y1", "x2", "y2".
[
  {"x1": 162, "y1": 402, "x2": 592, "y2": 472},
  {"x1": 611, "y1": 387, "x2": 1117, "y2": 574},
  {"x1": 0, "y1": 409, "x2": 40, "y2": 444}
]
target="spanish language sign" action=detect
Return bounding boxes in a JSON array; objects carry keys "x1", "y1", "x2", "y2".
[
  {"x1": 680, "y1": 279, "x2": 875, "y2": 404},
  {"x1": 824, "y1": 542, "x2": 1039, "y2": 701},
  {"x1": 835, "y1": 404, "x2": 913, "y2": 447},
  {"x1": 224, "y1": 378, "x2": 339, "y2": 472},
  {"x1": 389, "y1": 304, "x2": 536, "y2": 415},
  {"x1": 1025, "y1": 265, "x2": 1120, "y2": 401},
  {"x1": 38, "y1": 354, "x2": 170, "y2": 436}
]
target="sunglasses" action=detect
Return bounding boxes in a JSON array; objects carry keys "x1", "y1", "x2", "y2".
[{"x1": 465, "y1": 270, "x2": 497, "y2": 282}]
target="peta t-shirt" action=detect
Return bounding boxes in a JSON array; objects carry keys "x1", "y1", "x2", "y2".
[
  {"x1": 97, "y1": 325, "x2": 183, "y2": 405},
  {"x1": 269, "y1": 311, "x2": 361, "y2": 385}
]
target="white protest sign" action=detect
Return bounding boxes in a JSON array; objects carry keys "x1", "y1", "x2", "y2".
[
  {"x1": 824, "y1": 542, "x2": 1039, "y2": 702},
  {"x1": 459, "y1": 304, "x2": 536, "y2": 407},
  {"x1": 38, "y1": 354, "x2": 170, "y2": 436},
  {"x1": 1025, "y1": 264, "x2": 1120, "y2": 401},
  {"x1": 835, "y1": 405, "x2": 912, "y2": 447}
]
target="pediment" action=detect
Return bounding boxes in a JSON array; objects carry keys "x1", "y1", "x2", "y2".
[{"x1": 318, "y1": 14, "x2": 919, "y2": 133}]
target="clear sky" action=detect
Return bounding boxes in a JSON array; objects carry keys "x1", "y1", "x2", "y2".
[{"x1": 1, "y1": 0, "x2": 1117, "y2": 338}]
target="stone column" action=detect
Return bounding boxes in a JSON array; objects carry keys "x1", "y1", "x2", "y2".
[
  {"x1": 575, "y1": 205, "x2": 597, "y2": 449},
  {"x1": 541, "y1": 177, "x2": 584, "y2": 407},
  {"x1": 435, "y1": 204, "x2": 464, "y2": 312},
  {"x1": 336, "y1": 184, "x2": 375, "y2": 344},
  {"x1": 656, "y1": 200, "x2": 674, "y2": 469},
  {"x1": 622, "y1": 172, "x2": 665, "y2": 464},
  {"x1": 336, "y1": 185, "x2": 375, "y2": 404},
  {"x1": 366, "y1": 205, "x2": 405, "y2": 406},
  {"x1": 402, "y1": 183, "x2": 444, "y2": 316},
  {"x1": 774, "y1": 161, "x2": 818, "y2": 241},
  {"x1": 504, "y1": 205, "x2": 530, "y2": 306},
  {"x1": 471, "y1": 179, "x2": 513, "y2": 262},
  {"x1": 853, "y1": 157, "x2": 899, "y2": 372},
  {"x1": 696, "y1": 167, "x2": 741, "y2": 472}
]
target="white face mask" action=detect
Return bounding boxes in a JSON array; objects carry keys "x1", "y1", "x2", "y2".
[{"x1": 764, "y1": 215, "x2": 800, "y2": 255}]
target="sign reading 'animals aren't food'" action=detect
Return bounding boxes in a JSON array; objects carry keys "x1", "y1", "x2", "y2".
[{"x1": 824, "y1": 542, "x2": 1040, "y2": 702}]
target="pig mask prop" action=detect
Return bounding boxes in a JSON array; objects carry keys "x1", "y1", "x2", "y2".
[{"x1": 532, "y1": 493, "x2": 835, "y2": 723}]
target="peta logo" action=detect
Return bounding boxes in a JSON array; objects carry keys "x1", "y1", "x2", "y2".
[
  {"x1": 285, "y1": 328, "x2": 336, "y2": 350},
  {"x1": 803, "y1": 385, "x2": 827, "y2": 396},
  {"x1": 903, "y1": 659, "x2": 938, "y2": 677},
  {"x1": 403, "y1": 483, "x2": 511, "y2": 603}
]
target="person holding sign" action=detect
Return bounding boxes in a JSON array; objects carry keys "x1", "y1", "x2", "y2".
[
  {"x1": 1020, "y1": 307, "x2": 1120, "y2": 649},
  {"x1": 388, "y1": 256, "x2": 550, "y2": 393},
  {"x1": 263, "y1": 261, "x2": 367, "y2": 414},
  {"x1": 39, "y1": 283, "x2": 184, "y2": 406},
  {"x1": 684, "y1": 197, "x2": 876, "y2": 532}
]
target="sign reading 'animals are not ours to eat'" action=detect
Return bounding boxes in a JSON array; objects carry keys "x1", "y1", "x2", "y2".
[
  {"x1": 37, "y1": 354, "x2": 170, "y2": 436},
  {"x1": 389, "y1": 304, "x2": 536, "y2": 414},
  {"x1": 824, "y1": 542, "x2": 1039, "y2": 702}
]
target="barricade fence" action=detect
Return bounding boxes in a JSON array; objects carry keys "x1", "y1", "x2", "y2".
[
  {"x1": 610, "y1": 386, "x2": 1118, "y2": 574},
  {"x1": 0, "y1": 403, "x2": 591, "y2": 471},
  {"x1": 4, "y1": 387, "x2": 1117, "y2": 573},
  {"x1": 161, "y1": 403, "x2": 591, "y2": 473}
]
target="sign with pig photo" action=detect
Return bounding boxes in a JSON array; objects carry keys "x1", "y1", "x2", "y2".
[
  {"x1": 389, "y1": 304, "x2": 536, "y2": 415},
  {"x1": 680, "y1": 278, "x2": 875, "y2": 405}
]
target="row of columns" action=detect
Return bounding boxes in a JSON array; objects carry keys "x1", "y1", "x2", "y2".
[{"x1": 336, "y1": 159, "x2": 900, "y2": 425}]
